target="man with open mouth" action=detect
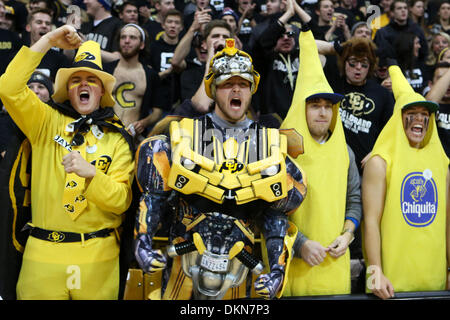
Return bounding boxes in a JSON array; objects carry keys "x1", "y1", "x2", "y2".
[
  {"x1": 362, "y1": 61, "x2": 449, "y2": 300},
  {"x1": 311, "y1": 0, "x2": 350, "y2": 43},
  {"x1": 24, "y1": 8, "x2": 70, "y2": 81},
  {"x1": 133, "y1": 38, "x2": 307, "y2": 300},
  {"x1": 171, "y1": 19, "x2": 232, "y2": 115}
]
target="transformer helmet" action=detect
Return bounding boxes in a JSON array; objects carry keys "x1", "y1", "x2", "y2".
[{"x1": 204, "y1": 38, "x2": 260, "y2": 99}]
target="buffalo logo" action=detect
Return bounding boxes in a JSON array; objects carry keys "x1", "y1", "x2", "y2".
[
  {"x1": 64, "y1": 204, "x2": 75, "y2": 213},
  {"x1": 74, "y1": 51, "x2": 95, "y2": 63},
  {"x1": 400, "y1": 170, "x2": 438, "y2": 227},
  {"x1": 66, "y1": 180, "x2": 78, "y2": 188},
  {"x1": 270, "y1": 182, "x2": 283, "y2": 197},
  {"x1": 219, "y1": 159, "x2": 244, "y2": 174},
  {"x1": 91, "y1": 155, "x2": 112, "y2": 174},
  {"x1": 175, "y1": 175, "x2": 189, "y2": 189},
  {"x1": 48, "y1": 231, "x2": 65, "y2": 242},
  {"x1": 75, "y1": 195, "x2": 86, "y2": 203},
  {"x1": 341, "y1": 92, "x2": 375, "y2": 117}
]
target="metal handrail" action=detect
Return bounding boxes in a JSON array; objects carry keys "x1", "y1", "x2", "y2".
[{"x1": 283, "y1": 290, "x2": 450, "y2": 300}]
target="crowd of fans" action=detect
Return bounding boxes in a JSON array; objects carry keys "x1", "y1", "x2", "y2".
[
  {"x1": 0, "y1": 0, "x2": 448, "y2": 299},
  {"x1": 0, "y1": 0, "x2": 449, "y2": 157}
]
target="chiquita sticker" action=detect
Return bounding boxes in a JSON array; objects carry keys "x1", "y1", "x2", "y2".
[{"x1": 400, "y1": 169, "x2": 438, "y2": 227}]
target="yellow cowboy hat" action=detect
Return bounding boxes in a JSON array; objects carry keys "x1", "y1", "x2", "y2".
[{"x1": 52, "y1": 40, "x2": 116, "y2": 107}]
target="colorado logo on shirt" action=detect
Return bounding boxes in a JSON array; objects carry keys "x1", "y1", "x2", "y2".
[{"x1": 400, "y1": 170, "x2": 438, "y2": 227}]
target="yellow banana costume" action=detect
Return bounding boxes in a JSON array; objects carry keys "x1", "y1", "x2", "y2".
[
  {"x1": 281, "y1": 29, "x2": 352, "y2": 296},
  {"x1": 365, "y1": 65, "x2": 449, "y2": 293}
]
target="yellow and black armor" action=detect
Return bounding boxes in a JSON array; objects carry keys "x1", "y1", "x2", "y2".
[
  {"x1": 132, "y1": 113, "x2": 307, "y2": 300},
  {"x1": 131, "y1": 38, "x2": 307, "y2": 300},
  {"x1": 168, "y1": 117, "x2": 289, "y2": 205}
]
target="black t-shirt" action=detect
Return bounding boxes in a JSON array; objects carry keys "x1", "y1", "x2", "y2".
[
  {"x1": 0, "y1": 113, "x2": 17, "y2": 155},
  {"x1": 4, "y1": 0, "x2": 28, "y2": 33},
  {"x1": 251, "y1": 19, "x2": 299, "y2": 119},
  {"x1": 21, "y1": 36, "x2": 70, "y2": 81},
  {"x1": 235, "y1": 11, "x2": 253, "y2": 52},
  {"x1": 149, "y1": 38, "x2": 180, "y2": 111},
  {"x1": 142, "y1": 19, "x2": 163, "y2": 44},
  {"x1": 253, "y1": 52, "x2": 299, "y2": 119},
  {"x1": 149, "y1": 37, "x2": 177, "y2": 72},
  {"x1": 437, "y1": 103, "x2": 450, "y2": 159},
  {"x1": 334, "y1": 6, "x2": 357, "y2": 29},
  {"x1": 179, "y1": 58, "x2": 205, "y2": 103},
  {"x1": 36, "y1": 48, "x2": 71, "y2": 81},
  {"x1": 403, "y1": 61, "x2": 428, "y2": 94},
  {"x1": 81, "y1": 16, "x2": 122, "y2": 52},
  {"x1": 311, "y1": 19, "x2": 347, "y2": 42},
  {"x1": 332, "y1": 78, "x2": 395, "y2": 173},
  {"x1": 0, "y1": 29, "x2": 22, "y2": 75},
  {"x1": 323, "y1": 55, "x2": 341, "y2": 92}
]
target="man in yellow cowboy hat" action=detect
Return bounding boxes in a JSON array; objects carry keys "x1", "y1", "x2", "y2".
[
  {"x1": 0, "y1": 25, "x2": 135, "y2": 299},
  {"x1": 362, "y1": 62, "x2": 449, "y2": 299},
  {"x1": 133, "y1": 38, "x2": 307, "y2": 300}
]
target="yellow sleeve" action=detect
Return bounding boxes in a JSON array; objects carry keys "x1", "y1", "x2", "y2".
[
  {"x1": 84, "y1": 136, "x2": 134, "y2": 215},
  {"x1": 0, "y1": 46, "x2": 50, "y2": 143}
]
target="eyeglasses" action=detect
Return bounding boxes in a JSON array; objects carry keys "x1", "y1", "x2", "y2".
[
  {"x1": 346, "y1": 59, "x2": 369, "y2": 69},
  {"x1": 281, "y1": 31, "x2": 295, "y2": 38}
]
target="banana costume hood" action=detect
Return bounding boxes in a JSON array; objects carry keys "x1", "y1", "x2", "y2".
[
  {"x1": 367, "y1": 65, "x2": 449, "y2": 293},
  {"x1": 281, "y1": 30, "x2": 351, "y2": 296},
  {"x1": 371, "y1": 65, "x2": 442, "y2": 155}
]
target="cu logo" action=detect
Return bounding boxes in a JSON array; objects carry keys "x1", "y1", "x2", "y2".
[
  {"x1": 64, "y1": 204, "x2": 75, "y2": 213},
  {"x1": 74, "y1": 51, "x2": 95, "y2": 62},
  {"x1": 219, "y1": 158, "x2": 244, "y2": 174},
  {"x1": 48, "y1": 231, "x2": 65, "y2": 242},
  {"x1": 91, "y1": 155, "x2": 112, "y2": 174},
  {"x1": 175, "y1": 175, "x2": 189, "y2": 189},
  {"x1": 270, "y1": 183, "x2": 282, "y2": 197},
  {"x1": 66, "y1": 180, "x2": 78, "y2": 188}
]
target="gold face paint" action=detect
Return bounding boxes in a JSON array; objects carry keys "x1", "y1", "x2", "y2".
[
  {"x1": 68, "y1": 81, "x2": 100, "y2": 90},
  {"x1": 69, "y1": 83, "x2": 80, "y2": 90}
]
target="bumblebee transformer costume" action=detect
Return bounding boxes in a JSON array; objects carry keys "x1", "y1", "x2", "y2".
[{"x1": 133, "y1": 40, "x2": 307, "y2": 300}]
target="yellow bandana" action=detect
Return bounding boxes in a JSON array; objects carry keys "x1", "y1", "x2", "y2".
[{"x1": 61, "y1": 128, "x2": 98, "y2": 220}]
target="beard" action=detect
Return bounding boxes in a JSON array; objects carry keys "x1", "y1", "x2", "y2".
[{"x1": 120, "y1": 45, "x2": 141, "y2": 59}]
